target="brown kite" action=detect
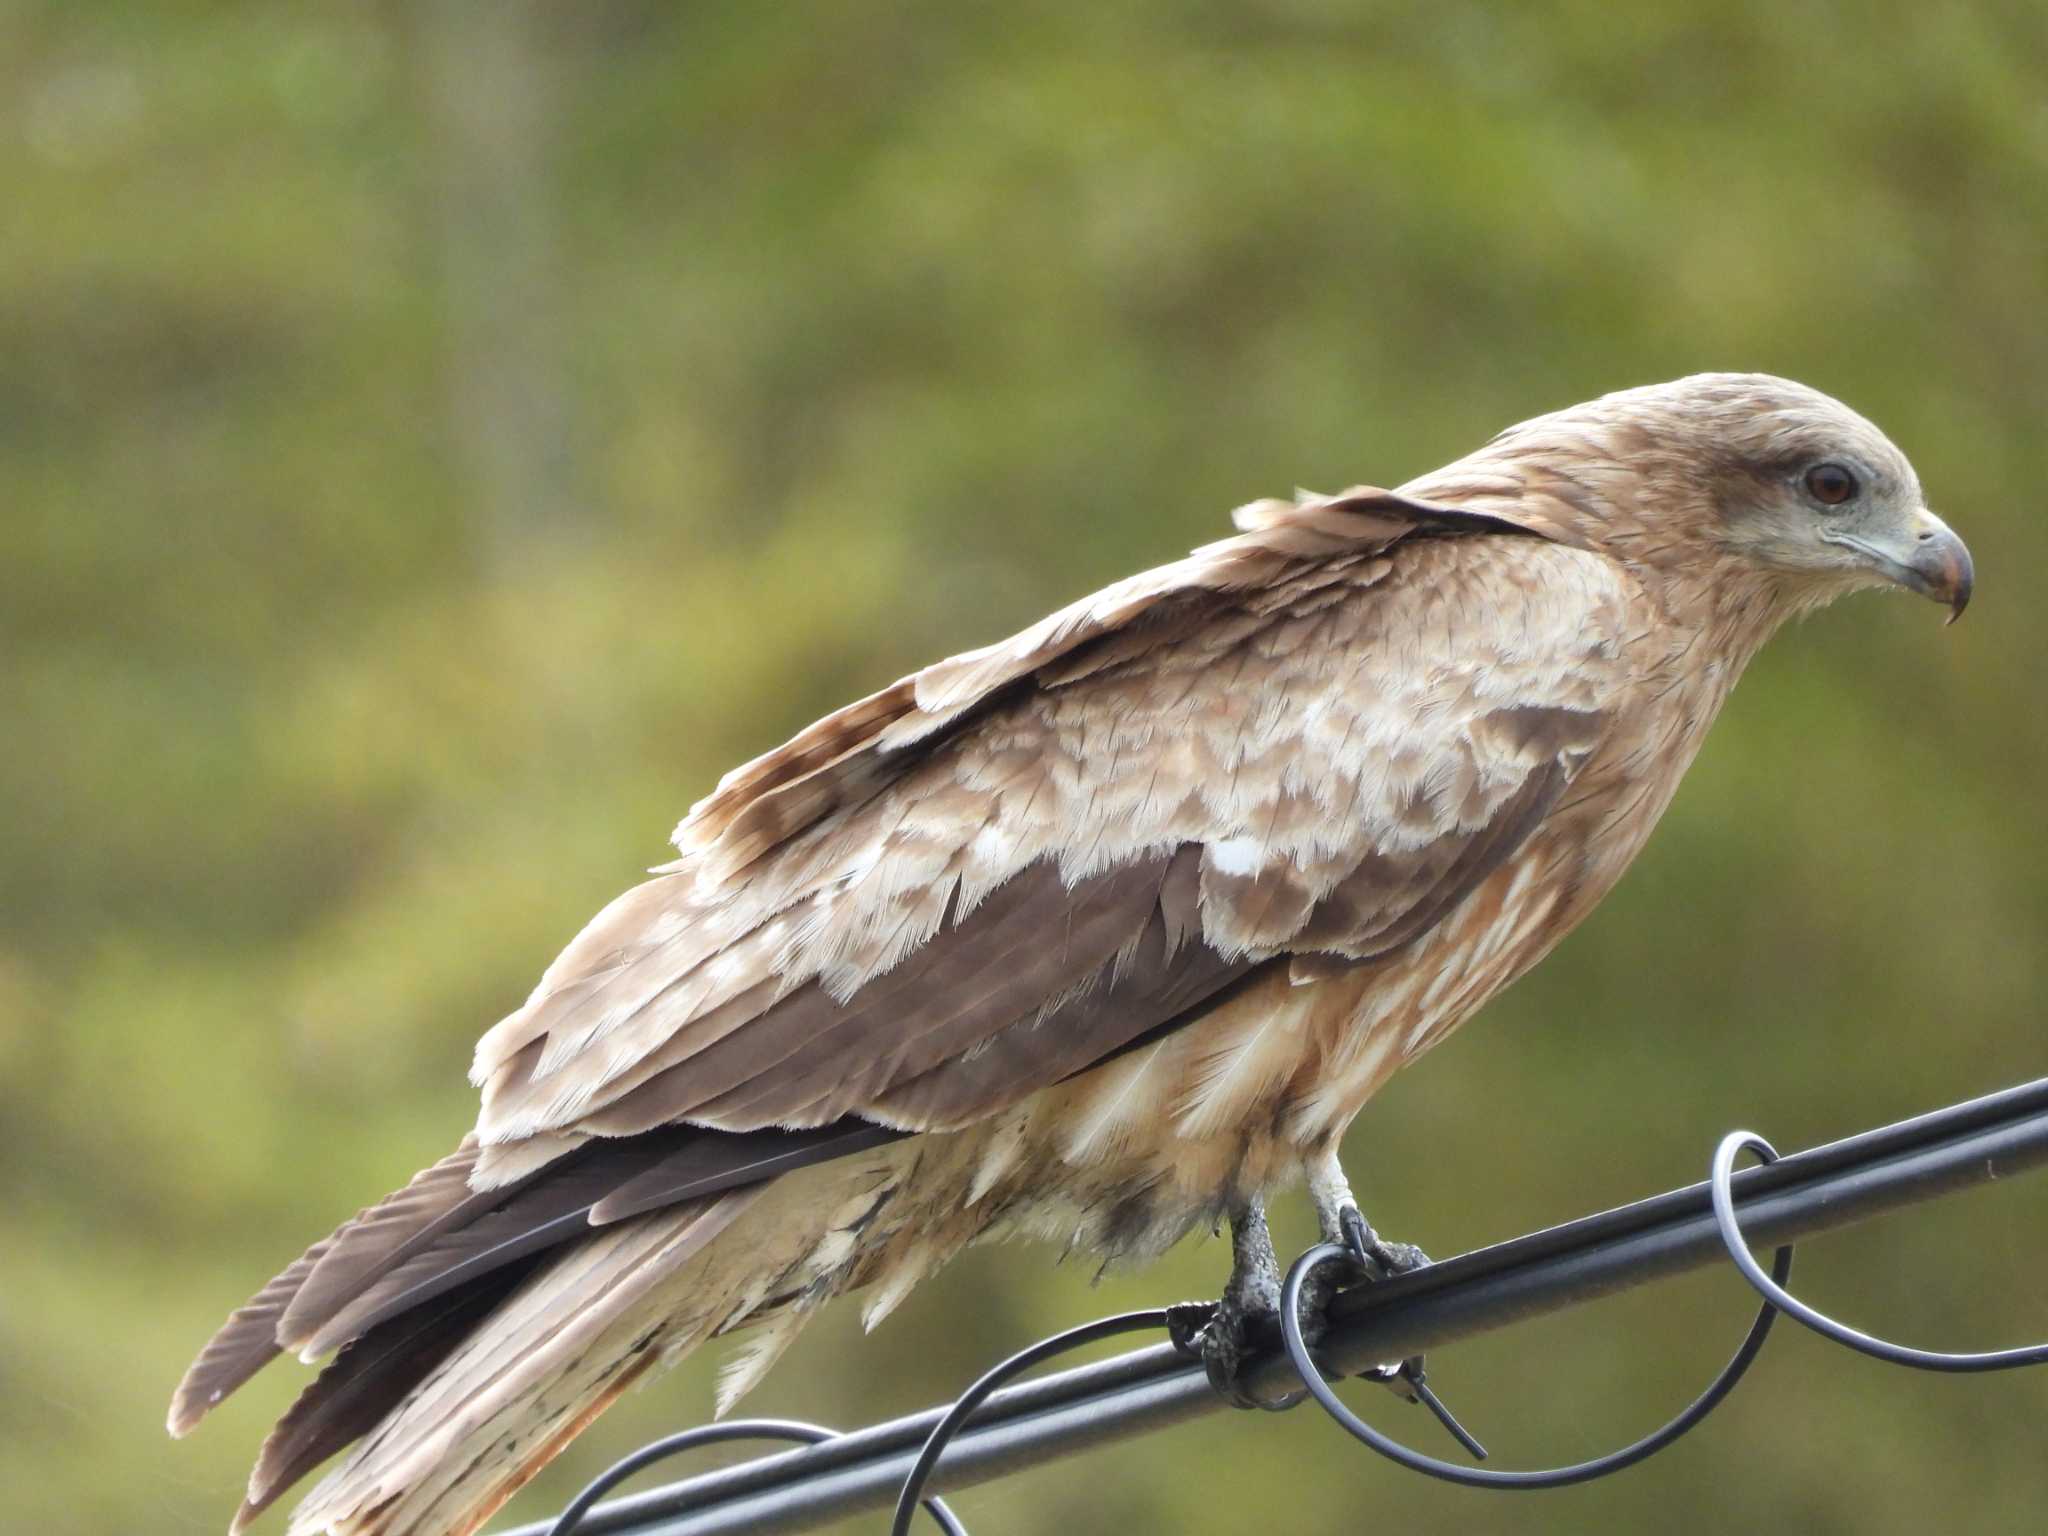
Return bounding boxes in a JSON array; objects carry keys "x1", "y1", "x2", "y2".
[{"x1": 170, "y1": 374, "x2": 1972, "y2": 1535}]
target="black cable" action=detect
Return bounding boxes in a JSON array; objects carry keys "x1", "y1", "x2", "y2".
[{"x1": 543, "y1": 1417, "x2": 967, "y2": 1536}]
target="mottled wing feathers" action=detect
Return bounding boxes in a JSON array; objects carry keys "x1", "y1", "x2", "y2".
[
  {"x1": 666, "y1": 489, "x2": 1436, "y2": 881},
  {"x1": 460, "y1": 488, "x2": 1454, "y2": 1123},
  {"x1": 466, "y1": 505, "x2": 1633, "y2": 1190},
  {"x1": 582, "y1": 851, "x2": 1224, "y2": 1134}
]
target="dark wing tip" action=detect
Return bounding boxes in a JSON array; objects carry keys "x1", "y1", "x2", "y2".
[
  {"x1": 168, "y1": 1238, "x2": 339, "y2": 1437},
  {"x1": 236, "y1": 1263, "x2": 540, "y2": 1524}
]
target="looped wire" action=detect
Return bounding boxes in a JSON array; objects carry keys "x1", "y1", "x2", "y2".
[
  {"x1": 888, "y1": 1310, "x2": 1169, "y2": 1536},
  {"x1": 1276, "y1": 1234, "x2": 1792, "y2": 1489},
  {"x1": 544, "y1": 1417, "x2": 966, "y2": 1536},
  {"x1": 1711, "y1": 1131, "x2": 2048, "y2": 1372}
]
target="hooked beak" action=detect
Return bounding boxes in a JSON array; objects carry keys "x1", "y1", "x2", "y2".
[{"x1": 1833, "y1": 507, "x2": 1974, "y2": 623}]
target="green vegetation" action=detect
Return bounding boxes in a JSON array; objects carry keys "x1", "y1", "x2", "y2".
[{"x1": 3, "y1": 4, "x2": 2044, "y2": 1532}]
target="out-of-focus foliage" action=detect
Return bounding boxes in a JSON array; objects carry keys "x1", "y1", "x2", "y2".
[{"x1": 3, "y1": 2, "x2": 2044, "y2": 1532}]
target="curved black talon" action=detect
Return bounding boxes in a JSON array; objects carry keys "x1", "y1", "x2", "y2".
[
  {"x1": 1165, "y1": 1300, "x2": 1217, "y2": 1359},
  {"x1": 1337, "y1": 1203, "x2": 1430, "y2": 1280}
]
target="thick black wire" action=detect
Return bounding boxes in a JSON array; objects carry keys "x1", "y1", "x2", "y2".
[
  {"x1": 1711, "y1": 1131, "x2": 2048, "y2": 1371},
  {"x1": 542, "y1": 1417, "x2": 966, "y2": 1536},
  {"x1": 1277, "y1": 1234, "x2": 1792, "y2": 1489},
  {"x1": 887, "y1": 1309, "x2": 1170, "y2": 1536}
]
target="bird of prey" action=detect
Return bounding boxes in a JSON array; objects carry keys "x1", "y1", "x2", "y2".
[{"x1": 170, "y1": 374, "x2": 1971, "y2": 1536}]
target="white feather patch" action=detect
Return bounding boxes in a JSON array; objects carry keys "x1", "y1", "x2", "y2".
[
  {"x1": 1205, "y1": 835, "x2": 1265, "y2": 876},
  {"x1": 715, "y1": 1308, "x2": 810, "y2": 1417},
  {"x1": 860, "y1": 1240, "x2": 937, "y2": 1333},
  {"x1": 966, "y1": 1118, "x2": 1028, "y2": 1206}
]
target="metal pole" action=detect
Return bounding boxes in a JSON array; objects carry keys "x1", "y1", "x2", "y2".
[{"x1": 495, "y1": 1076, "x2": 2048, "y2": 1536}]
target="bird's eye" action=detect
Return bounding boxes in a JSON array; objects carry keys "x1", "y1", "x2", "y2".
[{"x1": 1803, "y1": 462, "x2": 1859, "y2": 506}]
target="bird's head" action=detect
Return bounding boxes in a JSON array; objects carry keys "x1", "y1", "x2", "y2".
[
  {"x1": 1445, "y1": 373, "x2": 1973, "y2": 624},
  {"x1": 1679, "y1": 373, "x2": 1971, "y2": 623}
]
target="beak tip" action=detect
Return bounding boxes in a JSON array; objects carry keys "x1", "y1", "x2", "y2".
[
  {"x1": 1908, "y1": 514, "x2": 1972, "y2": 625},
  {"x1": 1943, "y1": 550, "x2": 1974, "y2": 625}
]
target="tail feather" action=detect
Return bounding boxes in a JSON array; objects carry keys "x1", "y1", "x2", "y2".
[
  {"x1": 236, "y1": 1262, "x2": 540, "y2": 1533},
  {"x1": 285, "y1": 1193, "x2": 755, "y2": 1536},
  {"x1": 174, "y1": 1123, "x2": 938, "y2": 1535}
]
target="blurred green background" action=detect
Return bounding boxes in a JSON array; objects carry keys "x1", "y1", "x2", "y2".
[{"x1": 4, "y1": 2, "x2": 2045, "y2": 1533}]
